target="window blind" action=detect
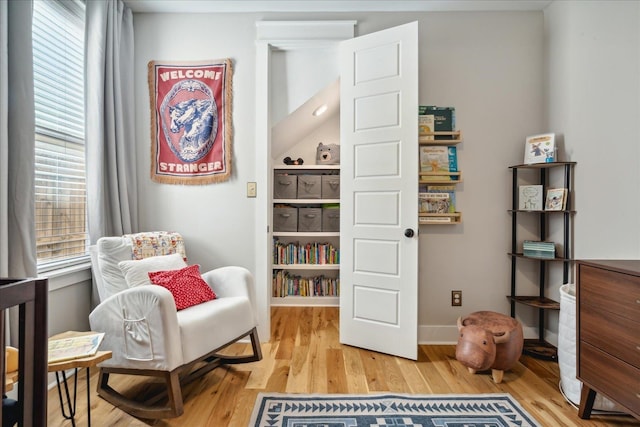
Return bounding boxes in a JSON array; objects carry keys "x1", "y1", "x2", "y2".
[{"x1": 33, "y1": 0, "x2": 87, "y2": 268}]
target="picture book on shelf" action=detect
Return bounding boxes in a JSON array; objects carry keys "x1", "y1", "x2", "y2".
[
  {"x1": 519, "y1": 185, "x2": 543, "y2": 210},
  {"x1": 48, "y1": 332, "x2": 105, "y2": 364},
  {"x1": 418, "y1": 113, "x2": 434, "y2": 139},
  {"x1": 420, "y1": 146, "x2": 457, "y2": 180},
  {"x1": 419, "y1": 192, "x2": 451, "y2": 214},
  {"x1": 524, "y1": 133, "x2": 555, "y2": 164},
  {"x1": 419, "y1": 106, "x2": 456, "y2": 139},
  {"x1": 447, "y1": 146, "x2": 458, "y2": 178},
  {"x1": 545, "y1": 188, "x2": 567, "y2": 211},
  {"x1": 420, "y1": 146, "x2": 448, "y2": 173},
  {"x1": 419, "y1": 184, "x2": 456, "y2": 214}
]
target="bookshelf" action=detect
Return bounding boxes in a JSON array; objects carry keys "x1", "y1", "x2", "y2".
[
  {"x1": 418, "y1": 130, "x2": 463, "y2": 224},
  {"x1": 507, "y1": 161, "x2": 576, "y2": 360},
  {"x1": 271, "y1": 165, "x2": 340, "y2": 306}
]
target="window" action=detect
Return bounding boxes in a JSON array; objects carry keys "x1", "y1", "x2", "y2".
[{"x1": 33, "y1": 0, "x2": 87, "y2": 269}]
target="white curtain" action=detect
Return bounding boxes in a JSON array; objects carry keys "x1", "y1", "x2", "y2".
[
  {"x1": 85, "y1": 0, "x2": 138, "y2": 244},
  {"x1": 0, "y1": 0, "x2": 37, "y2": 346}
]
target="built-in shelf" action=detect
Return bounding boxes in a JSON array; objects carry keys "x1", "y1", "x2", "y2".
[
  {"x1": 274, "y1": 198, "x2": 340, "y2": 204},
  {"x1": 275, "y1": 165, "x2": 340, "y2": 170},
  {"x1": 272, "y1": 264, "x2": 339, "y2": 270},
  {"x1": 273, "y1": 232, "x2": 340, "y2": 237},
  {"x1": 271, "y1": 296, "x2": 340, "y2": 307},
  {"x1": 271, "y1": 165, "x2": 340, "y2": 306}
]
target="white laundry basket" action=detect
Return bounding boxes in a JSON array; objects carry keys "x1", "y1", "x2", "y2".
[{"x1": 558, "y1": 284, "x2": 621, "y2": 411}]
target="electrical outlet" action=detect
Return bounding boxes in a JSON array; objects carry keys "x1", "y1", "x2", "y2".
[
  {"x1": 451, "y1": 290, "x2": 462, "y2": 306},
  {"x1": 247, "y1": 182, "x2": 257, "y2": 198}
]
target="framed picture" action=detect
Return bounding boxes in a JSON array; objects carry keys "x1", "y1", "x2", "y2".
[{"x1": 524, "y1": 133, "x2": 555, "y2": 164}]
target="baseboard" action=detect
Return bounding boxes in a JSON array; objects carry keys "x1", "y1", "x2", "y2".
[
  {"x1": 418, "y1": 324, "x2": 548, "y2": 345},
  {"x1": 419, "y1": 325, "x2": 458, "y2": 345}
]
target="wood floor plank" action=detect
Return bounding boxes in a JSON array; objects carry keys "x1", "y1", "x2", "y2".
[
  {"x1": 417, "y1": 345, "x2": 455, "y2": 393},
  {"x1": 242, "y1": 341, "x2": 276, "y2": 389},
  {"x1": 274, "y1": 308, "x2": 298, "y2": 360},
  {"x1": 285, "y1": 344, "x2": 311, "y2": 393},
  {"x1": 45, "y1": 307, "x2": 640, "y2": 426},
  {"x1": 341, "y1": 344, "x2": 370, "y2": 393},
  {"x1": 326, "y1": 348, "x2": 348, "y2": 393},
  {"x1": 374, "y1": 352, "x2": 413, "y2": 394},
  {"x1": 359, "y1": 349, "x2": 390, "y2": 392},
  {"x1": 395, "y1": 357, "x2": 433, "y2": 394},
  {"x1": 295, "y1": 306, "x2": 314, "y2": 347}
]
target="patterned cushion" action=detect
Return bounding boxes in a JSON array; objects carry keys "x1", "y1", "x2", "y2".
[
  {"x1": 148, "y1": 265, "x2": 217, "y2": 310},
  {"x1": 118, "y1": 253, "x2": 187, "y2": 288},
  {"x1": 124, "y1": 231, "x2": 187, "y2": 261}
]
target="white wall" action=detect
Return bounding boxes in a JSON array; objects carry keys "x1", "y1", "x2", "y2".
[
  {"x1": 130, "y1": 6, "x2": 640, "y2": 345},
  {"x1": 133, "y1": 13, "x2": 261, "y2": 273},
  {"x1": 541, "y1": 0, "x2": 640, "y2": 345},
  {"x1": 546, "y1": 1, "x2": 640, "y2": 260},
  {"x1": 132, "y1": 11, "x2": 545, "y2": 343}
]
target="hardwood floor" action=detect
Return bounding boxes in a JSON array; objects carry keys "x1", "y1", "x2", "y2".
[{"x1": 46, "y1": 306, "x2": 639, "y2": 426}]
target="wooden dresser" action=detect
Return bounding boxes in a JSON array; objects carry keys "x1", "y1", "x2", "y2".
[{"x1": 576, "y1": 260, "x2": 640, "y2": 420}]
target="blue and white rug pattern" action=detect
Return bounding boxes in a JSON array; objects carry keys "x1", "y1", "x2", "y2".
[{"x1": 249, "y1": 393, "x2": 541, "y2": 427}]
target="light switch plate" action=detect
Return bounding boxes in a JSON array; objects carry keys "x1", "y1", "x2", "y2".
[{"x1": 247, "y1": 182, "x2": 257, "y2": 198}]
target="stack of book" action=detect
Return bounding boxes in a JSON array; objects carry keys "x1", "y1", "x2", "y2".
[{"x1": 523, "y1": 240, "x2": 556, "y2": 259}]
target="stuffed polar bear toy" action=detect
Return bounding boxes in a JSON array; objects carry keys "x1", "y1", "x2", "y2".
[{"x1": 316, "y1": 142, "x2": 340, "y2": 165}]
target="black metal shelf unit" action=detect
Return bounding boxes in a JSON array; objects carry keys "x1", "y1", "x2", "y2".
[{"x1": 508, "y1": 161, "x2": 576, "y2": 360}]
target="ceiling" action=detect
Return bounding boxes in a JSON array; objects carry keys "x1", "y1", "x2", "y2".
[
  {"x1": 271, "y1": 78, "x2": 339, "y2": 159},
  {"x1": 124, "y1": 0, "x2": 553, "y2": 13}
]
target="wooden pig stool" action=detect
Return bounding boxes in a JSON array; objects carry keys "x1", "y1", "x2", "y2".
[{"x1": 455, "y1": 311, "x2": 524, "y2": 383}]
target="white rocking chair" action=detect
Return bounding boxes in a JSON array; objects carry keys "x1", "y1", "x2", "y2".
[{"x1": 88, "y1": 232, "x2": 261, "y2": 419}]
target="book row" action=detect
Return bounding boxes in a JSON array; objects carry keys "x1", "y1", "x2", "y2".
[
  {"x1": 273, "y1": 239, "x2": 340, "y2": 265},
  {"x1": 418, "y1": 105, "x2": 456, "y2": 139},
  {"x1": 272, "y1": 270, "x2": 340, "y2": 298}
]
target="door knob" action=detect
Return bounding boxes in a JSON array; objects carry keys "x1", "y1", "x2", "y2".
[{"x1": 404, "y1": 228, "x2": 415, "y2": 238}]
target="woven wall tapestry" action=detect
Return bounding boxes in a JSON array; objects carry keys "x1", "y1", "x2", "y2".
[{"x1": 148, "y1": 59, "x2": 232, "y2": 184}]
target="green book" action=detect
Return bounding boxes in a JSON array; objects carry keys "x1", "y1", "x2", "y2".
[{"x1": 419, "y1": 106, "x2": 456, "y2": 139}]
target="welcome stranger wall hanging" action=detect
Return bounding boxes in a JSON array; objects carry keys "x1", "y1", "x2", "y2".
[{"x1": 148, "y1": 59, "x2": 232, "y2": 184}]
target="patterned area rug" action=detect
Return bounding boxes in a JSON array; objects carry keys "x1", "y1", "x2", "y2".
[{"x1": 249, "y1": 393, "x2": 541, "y2": 427}]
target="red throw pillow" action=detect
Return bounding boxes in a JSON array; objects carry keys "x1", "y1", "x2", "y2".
[{"x1": 148, "y1": 264, "x2": 216, "y2": 310}]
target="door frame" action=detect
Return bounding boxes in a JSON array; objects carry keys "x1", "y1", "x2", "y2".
[{"x1": 254, "y1": 21, "x2": 356, "y2": 340}]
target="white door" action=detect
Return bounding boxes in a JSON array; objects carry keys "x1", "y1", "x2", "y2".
[{"x1": 339, "y1": 22, "x2": 419, "y2": 360}]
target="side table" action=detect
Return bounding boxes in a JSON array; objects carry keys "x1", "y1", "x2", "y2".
[{"x1": 48, "y1": 331, "x2": 112, "y2": 427}]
